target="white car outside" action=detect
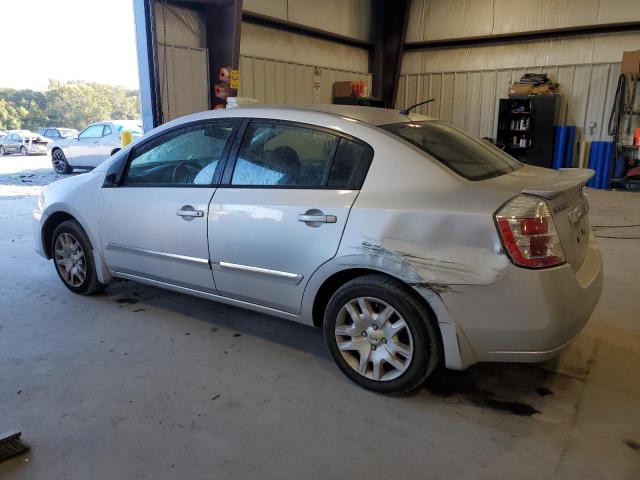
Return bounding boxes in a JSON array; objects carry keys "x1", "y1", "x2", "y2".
[{"x1": 49, "y1": 120, "x2": 142, "y2": 174}]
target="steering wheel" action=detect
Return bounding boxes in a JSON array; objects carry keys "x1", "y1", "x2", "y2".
[{"x1": 172, "y1": 161, "x2": 201, "y2": 184}]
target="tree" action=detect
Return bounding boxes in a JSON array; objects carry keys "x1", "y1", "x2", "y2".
[{"x1": 0, "y1": 80, "x2": 140, "y2": 131}]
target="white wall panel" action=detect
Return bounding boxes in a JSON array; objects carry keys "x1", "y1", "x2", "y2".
[
  {"x1": 238, "y1": 55, "x2": 372, "y2": 105},
  {"x1": 240, "y1": 22, "x2": 369, "y2": 73},
  {"x1": 398, "y1": 62, "x2": 623, "y2": 142},
  {"x1": 243, "y1": 0, "x2": 372, "y2": 42},
  {"x1": 406, "y1": 0, "x2": 640, "y2": 42}
]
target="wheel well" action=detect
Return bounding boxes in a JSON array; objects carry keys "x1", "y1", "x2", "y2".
[
  {"x1": 311, "y1": 268, "x2": 439, "y2": 328},
  {"x1": 42, "y1": 211, "x2": 75, "y2": 258}
]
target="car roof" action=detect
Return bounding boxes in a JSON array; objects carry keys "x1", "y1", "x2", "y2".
[{"x1": 250, "y1": 104, "x2": 434, "y2": 126}]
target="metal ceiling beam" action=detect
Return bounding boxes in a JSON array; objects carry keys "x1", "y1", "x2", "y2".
[
  {"x1": 372, "y1": 0, "x2": 410, "y2": 108},
  {"x1": 405, "y1": 21, "x2": 640, "y2": 50},
  {"x1": 242, "y1": 11, "x2": 373, "y2": 50}
]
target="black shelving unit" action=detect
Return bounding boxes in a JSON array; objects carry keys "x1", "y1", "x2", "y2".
[{"x1": 496, "y1": 96, "x2": 560, "y2": 168}]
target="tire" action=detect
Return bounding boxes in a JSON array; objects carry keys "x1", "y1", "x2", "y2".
[
  {"x1": 51, "y1": 220, "x2": 106, "y2": 295},
  {"x1": 51, "y1": 149, "x2": 72, "y2": 174},
  {"x1": 0, "y1": 146, "x2": 5, "y2": 156},
  {"x1": 20, "y1": 146, "x2": 27, "y2": 156},
  {"x1": 323, "y1": 274, "x2": 441, "y2": 394}
]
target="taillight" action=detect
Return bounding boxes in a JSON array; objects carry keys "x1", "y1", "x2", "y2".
[{"x1": 495, "y1": 195, "x2": 565, "y2": 268}]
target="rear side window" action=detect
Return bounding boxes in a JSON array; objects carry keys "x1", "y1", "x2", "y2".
[
  {"x1": 381, "y1": 121, "x2": 522, "y2": 181},
  {"x1": 231, "y1": 122, "x2": 373, "y2": 189},
  {"x1": 232, "y1": 123, "x2": 337, "y2": 187}
]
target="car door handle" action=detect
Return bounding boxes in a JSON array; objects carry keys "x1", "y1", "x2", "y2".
[
  {"x1": 176, "y1": 207, "x2": 204, "y2": 219},
  {"x1": 297, "y1": 213, "x2": 337, "y2": 224}
]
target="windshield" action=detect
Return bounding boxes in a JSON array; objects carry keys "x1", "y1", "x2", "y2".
[{"x1": 381, "y1": 121, "x2": 522, "y2": 181}]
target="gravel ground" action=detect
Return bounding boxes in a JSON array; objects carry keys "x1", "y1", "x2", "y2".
[{"x1": 0, "y1": 153, "x2": 79, "y2": 197}]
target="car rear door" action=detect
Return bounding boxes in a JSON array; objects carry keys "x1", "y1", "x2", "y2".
[
  {"x1": 209, "y1": 120, "x2": 373, "y2": 314},
  {"x1": 99, "y1": 119, "x2": 239, "y2": 291}
]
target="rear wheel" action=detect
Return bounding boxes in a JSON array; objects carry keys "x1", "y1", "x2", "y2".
[
  {"x1": 51, "y1": 220, "x2": 106, "y2": 295},
  {"x1": 20, "y1": 146, "x2": 27, "y2": 156},
  {"x1": 323, "y1": 274, "x2": 441, "y2": 394},
  {"x1": 52, "y1": 149, "x2": 72, "y2": 174}
]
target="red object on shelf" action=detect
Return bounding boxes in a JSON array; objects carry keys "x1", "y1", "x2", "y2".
[{"x1": 634, "y1": 127, "x2": 640, "y2": 146}]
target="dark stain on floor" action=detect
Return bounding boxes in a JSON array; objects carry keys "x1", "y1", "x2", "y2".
[
  {"x1": 425, "y1": 368, "x2": 541, "y2": 417},
  {"x1": 624, "y1": 439, "x2": 640, "y2": 451},
  {"x1": 482, "y1": 398, "x2": 540, "y2": 416},
  {"x1": 116, "y1": 297, "x2": 138, "y2": 305},
  {"x1": 535, "y1": 386, "x2": 554, "y2": 397}
]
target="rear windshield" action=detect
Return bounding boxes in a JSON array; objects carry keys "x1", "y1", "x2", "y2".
[
  {"x1": 381, "y1": 121, "x2": 522, "y2": 181},
  {"x1": 114, "y1": 121, "x2": 143, "y2": 134}
]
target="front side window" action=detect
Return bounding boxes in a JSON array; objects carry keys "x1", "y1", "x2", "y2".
[
  {"x1": 381, "y1": 121, "x2": 522, "y2": 181},
  {"x1": 79, "y1": 125, "x2": 104, "y2": 139},
  {"x1": 123, "y1": 121, "x2": 237, "y2": 186},
  {"x1": 232, "y1": 123, "x2": 338, "y2": 187}
]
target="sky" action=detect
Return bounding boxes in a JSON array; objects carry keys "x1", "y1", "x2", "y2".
[{"x1": 0, "y1": 0, "x2": 140, "y2": 91}]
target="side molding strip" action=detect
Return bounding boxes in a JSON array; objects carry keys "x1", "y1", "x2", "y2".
[
  {"x1": 218, "y1": 261, "x2": 303, "y2": 285},
  {"x1": 106, "y1": 242, "x2": 210, "y2": 269}
]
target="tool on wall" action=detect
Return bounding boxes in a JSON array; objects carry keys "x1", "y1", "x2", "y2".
[{"x1": 608, "y1": 72, "x2": 640, "y2": 190}]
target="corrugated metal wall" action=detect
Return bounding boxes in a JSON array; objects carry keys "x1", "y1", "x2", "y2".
[
  {"x1": 158, "y1": 43, "x2": 210, "y2": 122},
  {"x1": 397, "y1": 62, "x2": 622, "y2": 142},
  {"x1": 238, "y1": 54, "x2": 372, "y2": 105}
]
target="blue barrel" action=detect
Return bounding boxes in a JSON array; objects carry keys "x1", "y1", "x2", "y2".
[
  {"x1": 599, "y1": 142, "x2": 614, "y2": 189},
  {"x1": 587, "y1": 142, "x2": 601, "y2": 188},
  {"x1": 553, "y1": 126, "x2": 567, "y2": 170},
  {"x1": 564, "y1": 126, "x2": 576, "y2": 168}
]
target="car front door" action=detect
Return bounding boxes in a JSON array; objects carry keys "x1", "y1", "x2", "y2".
[
  {"x1": 99, "y1": 119, "x2": 239, "y2": 291},
  {"x1": 94, "y1": 124, "x2": 116, "y2": 166},
  {"x1": 209, "y1": 120, "x2": 373, "y2": 314},
  {"x1": 71, "y1": 124, "x2": 104, "y2": 166}
]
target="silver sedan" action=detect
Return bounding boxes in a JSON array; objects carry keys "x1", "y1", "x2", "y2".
[{"x1": 33, "y1": 105, "x2": 603, "y2": 394}]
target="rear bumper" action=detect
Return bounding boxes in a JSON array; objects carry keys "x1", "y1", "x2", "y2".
[{"x1": 441, "y1": 234, "x2": 603, "y2": 364}]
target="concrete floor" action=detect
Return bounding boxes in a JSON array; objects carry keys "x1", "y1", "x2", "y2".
[{"x1": 1, "y1": 168, "x2": 639, "y2": 478}]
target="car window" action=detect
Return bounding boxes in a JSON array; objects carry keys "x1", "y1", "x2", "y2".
[
  {"x1": 103, "y1": 125, "x2": 112, "y2": 136},
  {"x1": 50, "y1": 129, "x2": 60, "y2": 138},
  {"x1": 232, "y1": 123, "x2": 338, "y2": 187},
  {"x1": 123, "y1": 121, "x2": 237, "y2": 186},
  {"x1": 327, "y1": 138, "x2": 373, "y2": 189},
  {"x1": 79, "y1": 125, "x2": 105, "y2": 139},
  {"x1": 381, "y1": 121, "x2": 522, "y2": 181}
]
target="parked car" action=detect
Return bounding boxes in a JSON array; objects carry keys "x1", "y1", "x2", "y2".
[
  {"x1": 0, "y1": 130, "x2": 50, "y2": 156},
  {"x1": 37, "y1": 127, "x2": 79, "y2": 141},
  {"x1": 48, "y1": 120, "x2": 143, "y2": 174},
  {"x1": 33, "y1": 105, "x2": 603, "y2": 394}
]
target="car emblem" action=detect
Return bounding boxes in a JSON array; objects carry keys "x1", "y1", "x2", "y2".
[
  {"x1": 568, "y1": 202, "x2": 587, "y2": 226},
  {"x1": 552, "y1": 201, "x2": 569, "y2": 215}
]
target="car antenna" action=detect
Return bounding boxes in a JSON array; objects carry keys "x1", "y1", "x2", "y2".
[{"x1": 399, "y1": 98, "x2": 435, "y2": 115}]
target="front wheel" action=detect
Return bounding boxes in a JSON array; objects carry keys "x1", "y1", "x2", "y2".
[
  {"x1": 323, "y1": 274, "x2": 441, "y2": 394},
  {"x1": 20, "y1": 146, "x2": 27, "y2": 156},
  {"x1": 51, "y1": 220, "x2": 106, "y2": 295},
  {"x1": 52, "y1": 149, "x2": 72, "y2": 174},
  {"x1": 0, "y1": 146, "x2": 5, "y2": 156}
]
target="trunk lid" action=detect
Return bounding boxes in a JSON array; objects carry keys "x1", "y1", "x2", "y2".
[{"x1": 483, "y1": 166, "x2": 594, "y2": 271}]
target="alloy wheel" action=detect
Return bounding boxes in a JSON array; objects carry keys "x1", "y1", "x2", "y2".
[
  {"x1": 334, "y1": 297, "x2": 414, "y2": 381},
  {"x1": 20, "y1": 146, "x2": 27, "y2": 156},
  {"x1": 52, "y1": 150, "x2": 67, "y2": 173},
  {"x1": 54, "y1": 233, "x2": 87, "y2": 287}
]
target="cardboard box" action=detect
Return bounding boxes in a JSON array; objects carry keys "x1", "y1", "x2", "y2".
[
  {"x1": 333, "y1": 81, "x2": 367, "y2": 98},
  {"x1": 622, "y1": 50, "x2": 640, "y2": 74}
]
